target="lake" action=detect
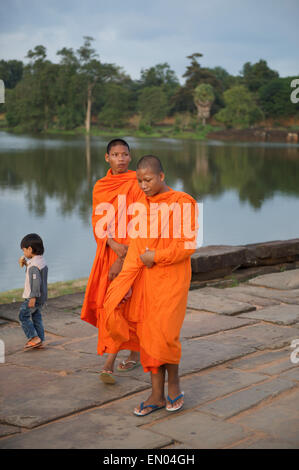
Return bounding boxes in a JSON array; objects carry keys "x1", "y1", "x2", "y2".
[{"x1": 1, "y1": 130, "x2": 299, "y2": 292}]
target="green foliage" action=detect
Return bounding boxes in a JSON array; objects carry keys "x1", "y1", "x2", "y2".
[
  {"x1": 6, "y1": 53, "x2": 59, "y2": 132},
  {"x1": 194, "y1": 83, "x2": 215, "y2": 103},
  {"x1": 138, "y1": 86, "x2": 168, "y2": 125},
  {"x1": 194, "y1": 83, "x2": 215, "y2": 125},
  {"x1": 241, "y1": 60, "x2": 279, "y2": 92},
  {"x1": 139, "y1": 63, "x2": 179, "y2": 114},
  {"x1": 2, "y1": 42, "x2": 297, "y2": 133},
  {"x1": 0, "y1": 60, "x2": 23, "y2": 89},
  {"x1": 98, "y1": 83, "x2": 131, "y2": 128},
  {"x1": 172, "y1": 53, "x2": 223, "y2": 115},
  {"x1": 215, "y1": 85, "x2": 264, "y2": 128},
  {"x1": 259, "y1": 77, "x2": 299, "y2": 117},
  {"x1": 138, "y1": 121, "x2": 153, "y2": 134}
]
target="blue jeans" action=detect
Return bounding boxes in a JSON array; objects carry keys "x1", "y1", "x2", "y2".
[{"x1": 19, "y1": 299, "x2": 45, "y2": 341}]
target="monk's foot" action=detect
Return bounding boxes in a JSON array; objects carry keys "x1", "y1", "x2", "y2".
[
  {"x1": 134, "y1": 395, "x2": 166, "y2": 416},
  {"x1": 102, "y1": 359, "x2": 116, "y2": 373},
  {"x1": 166, "y1": 385, "x2": 184, "y2": 412},
  {"x1": 117, "y1": 351, "x2": 140, "y2": 371},
  {"x1": 100, "y1": 369, "x2": 116, "y2": 384}
]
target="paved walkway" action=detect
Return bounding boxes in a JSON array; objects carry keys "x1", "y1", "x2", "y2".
[{"x1": 0, "y1": 270, "x2": 299, "y2": 449}]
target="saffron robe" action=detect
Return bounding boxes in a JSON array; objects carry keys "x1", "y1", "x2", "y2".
[
  {"x1": 103, "y1": 188, "x2": 198, "y2": 372},
  {"x1": 80, "y1": 169, "x2": 143, "y2": 354}
]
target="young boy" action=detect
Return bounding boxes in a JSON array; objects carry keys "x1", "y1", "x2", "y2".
[
  {"x1": 103, "y1": 155, "x2": 198, "y2": 414},
  {"x1": 81, "y1": 139, "x2": 144, "y2": 383},
  {"x1": 19, "y1": 233, "x2": 48, "y2": 350}
]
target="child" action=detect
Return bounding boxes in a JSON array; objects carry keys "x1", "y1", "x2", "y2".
[
  {"x1": 19, "y1": 233, "x2": 48, "y2": 350},
  {"x1": 104, "y1": 155, "x2": 198, "y2": 414}
]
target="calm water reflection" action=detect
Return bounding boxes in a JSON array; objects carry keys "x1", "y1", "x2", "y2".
[{"x1": 1, "y1": 131, "x2": 299, "y2": 291}]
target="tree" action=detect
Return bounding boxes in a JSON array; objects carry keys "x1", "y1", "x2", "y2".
[
  {"x1": 6, "y1": 45, "x2": 58, "y2": 132},
  {"x1": 172, "y1": 53, "x2": 223, "y2": 114},
  {"x1": 139, "y1": 63, "x2": 179, "y2": 115},
  {"x1": 138, "y1": 86, "x2": 168, "y2": 125},
  {"x1": 194, "y1": 83, "x2": 215, "y2": 125},
  {"x1": 0, "y1": 60, "x2": 23, "y2": 89},
  {"x1": 207, "y1": 66, "x2": 237, "y2": 90},
  {"x1": 56, "y1": 47, "x2": 85, "y2": 129},
  {"x1": 215, "y1": 85, "x2": 264, "y2": 128},
  {"x1": 241, "y1": 60, "x2": 279, "y2": 92},
  {"x1": 57, "y1": 37, "x2": 118, "y2": 132},
  {"x1": 259, "y1": 77, "x2": 299, "y2": 118},
  {"x1": 98, "y1": 83, "x2": 131, "y2": 128}
]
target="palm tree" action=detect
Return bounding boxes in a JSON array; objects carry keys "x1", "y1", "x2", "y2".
[{"x1": 194, "y1": 83, "x2": 215, "y2": 125}]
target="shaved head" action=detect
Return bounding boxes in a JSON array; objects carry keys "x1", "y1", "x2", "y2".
[{"x1": 136, "y1": 155, "x2": 164, "y2": 175}]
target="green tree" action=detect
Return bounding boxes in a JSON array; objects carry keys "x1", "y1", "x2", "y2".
[
  {"x1": 139, "y1": 63, "x2": 179, "y2": 114},
  {"x1": 241, "y1": 60, "x2": 279, "y2": 92},
  {"x1": 215, "y1": 85, "x2": 264, "y2": 128},
  {"x1": 98, "y1": 83, "x2": 131, "y2": 128},
  {"x1": 208, "y1": 66, "x2": 237, "y2": 90},
  {"x1": 77, "y1": 36, "x2": 117, "y2": 133},
  {"x1": 138, "y1": 86, "x2": 168, "y2": 125},
  {"x1": 58, "y1": 37, "x2": 118, "y2": 133},
  {"x1": 259, "y1": 77, "x2": 299, "y2": 118},
  {"x1": 0, "y1": 60, "x2": 23, "y2": 89},
  {"x1": 56, "y1": 47, "x2": 85, "y2": 129},
  {"x1": 6, "y1": 45, "x2": 58, "y2": 132},
  {"x1": 173, "y1": 53, "x2": 223, "y2": 114},
  {"x1": 194, "y1": 83, "x2": 215, "y2": 125}
]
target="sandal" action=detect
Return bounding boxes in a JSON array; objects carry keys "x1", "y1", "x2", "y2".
[
  {"x1": 134, "y1": 402, "x2": 165, "y2": 417},
  {"x1": 24, "y1": 338, "x2": 42, "y2": 350},
  {"x1": 166, "y1": 391, "x2": 184, "y2": 412},
  {"x1": 100, "y1": 370, "x2": 116, "y2": 384},
  {"x1": 116, "y1": 360, "x2": 140, "y2": 372}
]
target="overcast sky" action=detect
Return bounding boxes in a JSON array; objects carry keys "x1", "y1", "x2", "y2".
[{"x1": 0, "y1": 0, "x2": 298, "y2": 82}]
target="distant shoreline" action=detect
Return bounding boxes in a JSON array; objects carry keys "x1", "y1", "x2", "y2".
[{"x1": 1, "y1": 123, "x2": 299, "y2": 144}]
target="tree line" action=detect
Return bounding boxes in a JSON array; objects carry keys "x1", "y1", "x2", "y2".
[{"x1": 0, "y1": 37, "x2": 298, "y2": 133}]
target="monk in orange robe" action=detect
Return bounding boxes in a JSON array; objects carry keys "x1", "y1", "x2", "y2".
[
  {"x1": 104, "y1": 155, "x2": 198, "y2": 414},
  {"x1": 81, "y1": 139, "x2": 143, "y2": 383}
]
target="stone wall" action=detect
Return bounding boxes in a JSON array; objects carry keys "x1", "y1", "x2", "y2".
[{"x1": 191, "y1": 238, "x2": 299, "y2": 286}]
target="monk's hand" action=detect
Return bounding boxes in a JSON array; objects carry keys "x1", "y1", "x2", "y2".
[
  {"x1": 28, "y1": 298, "x2": 36, "y2": 308},
  {"x1": 119, "y1": 287, "x2": 132, "y2": 305},
  {"x1": 140, "y1": 249, "x2": 155, "y2": 268},
  {"x1": 108, "y1": 239, "x2": 128, "y2": 260},
  {"x1": 108, "y1": 257, "x2": 123, "y2": 281}
]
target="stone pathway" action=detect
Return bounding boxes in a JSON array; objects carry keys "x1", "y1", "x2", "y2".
[{"x1": 0, "y1": 270, "x2": 298, "y2": 449}]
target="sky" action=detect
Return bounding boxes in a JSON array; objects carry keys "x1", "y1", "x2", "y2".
[{"x1": 0, "y1": 0, "x2": 298, "y2": 82}]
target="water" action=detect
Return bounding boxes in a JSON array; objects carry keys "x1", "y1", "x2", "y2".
[{"x1": 1, "y1": 130, "x2": 299, "y2": 292}]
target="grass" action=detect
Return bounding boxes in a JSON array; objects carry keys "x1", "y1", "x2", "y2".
[{"x1": 0, "y1": 278, "x2": 88, "y2": 305}]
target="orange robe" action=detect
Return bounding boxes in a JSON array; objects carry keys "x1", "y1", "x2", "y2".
[
  {"x1": 103, "y1": 189, "x2": 198, "y2": 373},
  {"x1": 81, "y1": 169, "x2": 143, "y2": 355}
]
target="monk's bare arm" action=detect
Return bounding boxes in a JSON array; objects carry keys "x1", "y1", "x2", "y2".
[{"x1": 107, "y1": 238, "x2": 128, "y2": 259}]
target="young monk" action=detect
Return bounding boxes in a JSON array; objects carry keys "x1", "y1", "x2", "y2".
[
  {"x1": 103, "y1": 155, "x2": 198, "y2": 414},
  {"x1": 81, "y1": 139, "x2": 144, "y2": 383}
]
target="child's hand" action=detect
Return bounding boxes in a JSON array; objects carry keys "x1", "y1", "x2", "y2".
[
  {"x1": 18, "y1": 256, "x2": 26, "y2": 268},
  {"x1": 140, "y1": 248, "x2": 155, "y2": 268},
  {"x1": 28, "y1": 298, "x2": 36, "y2": 308}
]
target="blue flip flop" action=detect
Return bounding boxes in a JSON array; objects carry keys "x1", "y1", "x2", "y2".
[
  {"x1": 134, "y1": 402, "x2": 164, "y2": 416},
  {"x1": 166, "y1": 391, "x2": 185, "y2": 412}
]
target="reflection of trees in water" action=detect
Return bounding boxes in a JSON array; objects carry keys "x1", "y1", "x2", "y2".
[
  {"x1": 0, "y1": 137, "x2": 299, "y2": 219},
  {"x1": 0, "y1": 141, "x2": 102, "y2": 222}
]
